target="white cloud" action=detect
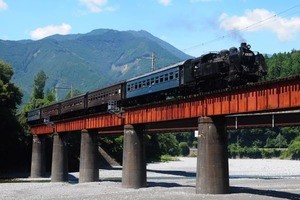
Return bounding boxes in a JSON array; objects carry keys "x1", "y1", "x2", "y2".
[
  {"x1": 0, "y1": 0, "x2": 8, "y2": 10},
  {"x1": 158, "y1": 0, "x2": 171, "y2": 6},
  {"x1": 80, "y1": 0, "x2": 116, "y2": 13},
  {"x1": 219, "y1": 9, "x2": 300, "y2": 41},
  {"x1": 30, "y1": 23, "x2": 72, "y2": 40}
]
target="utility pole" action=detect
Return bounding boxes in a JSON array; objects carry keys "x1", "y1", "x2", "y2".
[
  {"x1": 151, "y1": 52, "x2": 155, "y2": 71},
  {"x1": 144, "y1": 52, "x2": 156, "y2": 72}
]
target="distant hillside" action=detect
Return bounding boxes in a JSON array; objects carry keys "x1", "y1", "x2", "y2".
[{"x1": 0, "y1": 29, "x2": 191, "y2": 103}]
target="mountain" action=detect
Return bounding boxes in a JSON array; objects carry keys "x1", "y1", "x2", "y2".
[{"x1": 0, "y1": 29, "x2": 192, "y2": 103}]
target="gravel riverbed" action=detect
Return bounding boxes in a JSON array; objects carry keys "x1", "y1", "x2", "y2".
[{"x1": 1, "y1": 158, "x2": 300, "y2": 200}]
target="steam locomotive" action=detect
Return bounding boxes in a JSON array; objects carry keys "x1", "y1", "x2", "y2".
[{"x1": 27, "y1": 43, "x2": 267, "y2": 124}]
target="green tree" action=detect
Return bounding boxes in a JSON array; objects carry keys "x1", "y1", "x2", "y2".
[
  {"x1": 175, "y1": 132, "x2": 195, "y2": 147},
  {"x1": 265, "y1": 50, "x2": 300, "y2": 80},
  {"x1": 32, "y1": 70, "x2": 47, "y2": 100},
  {"x1": 46, "y1": 88, "x2": 56, "y2": 102},
  {"x1": 0, "y1": 61, "x2": 25, "y2": 171},
  {"x1": 157, "y1": 133, "x2": 180, "y2": 156},
  {"x1": 265, "y1": 137, "x2": 275, "y2": 148},
  {"x1": 18, "y1": 71, "x2": 55, "y2": 148},
  {"x1": 281, "y1": 127, "x2": 300, "y2": 144},
  {"x1": 286, "y1": 136, "x2": 300, "y2": 159},
  {"x1": 274, "y1": 133, "x2": 288, "y2": 148},
  {"x1": 0, "y1": 61, "x2": 22, "y2": 109},
  {"x1": 179, "y1": 142, "x2": 190, "y2": 156}
]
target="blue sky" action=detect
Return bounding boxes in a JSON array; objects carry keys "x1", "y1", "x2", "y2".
[{"x1": 0, "y1": 0, "x2": 299, "y2": 56}]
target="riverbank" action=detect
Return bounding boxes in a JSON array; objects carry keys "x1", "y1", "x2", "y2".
[{"x1": 1, "y1": 158, "x2": 300, "y2": 199}]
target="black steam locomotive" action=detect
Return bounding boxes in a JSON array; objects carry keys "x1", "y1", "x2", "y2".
[
  {"x1": 27, "y1": 43, "x2": 266, "y2": 124},
  {"x1": 192, "y1": 42, "x2": 266, "y2": 90}
]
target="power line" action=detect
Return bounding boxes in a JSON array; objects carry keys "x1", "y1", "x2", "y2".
[{"x1": 183, "y1": 3, "x2": 300, "y2": 52}]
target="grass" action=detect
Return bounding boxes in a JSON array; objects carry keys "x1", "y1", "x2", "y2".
[{"x1": 160, "y1": 155, "x2": 179, "y2": 162}]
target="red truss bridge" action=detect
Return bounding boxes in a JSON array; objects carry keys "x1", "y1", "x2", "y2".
[{"x1": 30, "y1": 75, "x2": 300, "y2": 134}]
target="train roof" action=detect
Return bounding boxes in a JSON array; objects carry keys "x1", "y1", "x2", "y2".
[
  {"x1": 127, "y1": 60, "x2": 187, "y2": 82},
  {"x1": 88, "y1": 80, "x2": 126, "y2": 94}
]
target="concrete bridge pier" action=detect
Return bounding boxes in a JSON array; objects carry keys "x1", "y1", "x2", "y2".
[
  {"x1": 79, "y1": 129, "x2": 99, "y2": 183},
  {"x1": 51, "y1": 132, "x2": 69, "y2": 182},
  {"x1": 30, "y1": 134, "x2": 46, "y2": 178},
  {"x1": 122, "y1": 124, "x2": 146, "y2": 189},
  {"x1": 196, "y1": 116, "x2": 229, "y2": 194}
]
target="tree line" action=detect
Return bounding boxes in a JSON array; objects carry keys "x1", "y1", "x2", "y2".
[
  {"x1": 228, "y1": 50, "x2": 300, "y2": 159},
  {"x1": 0, "y1": 49, "x2": 299, "y2": 175}
]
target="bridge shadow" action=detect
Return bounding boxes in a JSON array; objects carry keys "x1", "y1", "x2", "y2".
[
  {"x1": 147, "y1": 169, "x2": 195, "y2": 188},
  {"x1": 147, "y1": 181, "x2": 193, "y2": 188},
  {"x1": 230, "y1": 175, "x2": 280, "y2": 180},
  {"x1": 230, "y1": 186, "x2": 300, "y2": 200},
  {"x1": 147, "y1": 169, "x2": 196, "y2": 178}
]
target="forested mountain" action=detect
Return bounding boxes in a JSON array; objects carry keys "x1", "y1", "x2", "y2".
[{"x1": 0, "y1": 29, "x2": 191, "y2": 103}]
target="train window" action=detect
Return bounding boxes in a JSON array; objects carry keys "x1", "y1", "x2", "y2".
[
  {"x1": 175, "y1": 72, "x2": 179, "y2": 79},
  {"x1": 147, "y1": 79, "x2": 150, "y2": 86},
  {"x1": 155, "y1": 77, "x2": 159, "y2": 84},
  {"x1": 160, "y1": 75, "x2": 164, "y2": 83},
  {"x1": 142, "y1": 80, "x2": 146, "y2": 87},
  {"x1": 164, "y1": 74, "x2": 169, "y2": 81},
  {"x1": 134, "y1": 83, "x2": 138, "y2": 90},
  {"x1": 170, "y1": 72, "x2": 174, "y2": 80},
  {"x1": 151, "y1": 78, "x2": 155, "y2": 85},
  {"x1": 138, "y1": 82, "x2": 142, "y2": 88}
]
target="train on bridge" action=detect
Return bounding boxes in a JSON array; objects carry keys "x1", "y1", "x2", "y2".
[{"x1": 27, "y1": 43, "x2": 267, "y2": 124}]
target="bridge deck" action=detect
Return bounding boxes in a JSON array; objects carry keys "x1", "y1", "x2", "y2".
[{"x1": 31, "y1": 76, "x2": 300, "y2": 134}]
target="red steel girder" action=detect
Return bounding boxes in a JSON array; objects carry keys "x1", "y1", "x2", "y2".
[{"x1": 30, "y1": 76, "x2": 300, "y2": 134}]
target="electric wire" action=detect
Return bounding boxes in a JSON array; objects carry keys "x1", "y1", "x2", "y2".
[{"x1": 183, "y1": 3, "x2": 300, "y2": 52}]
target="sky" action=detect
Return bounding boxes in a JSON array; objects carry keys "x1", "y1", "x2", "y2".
[{"x1": 0, "y1": 0, "x2": 300, "y2": 57}]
